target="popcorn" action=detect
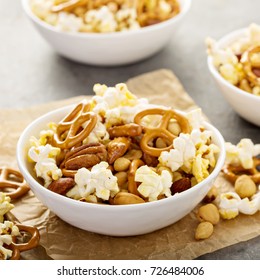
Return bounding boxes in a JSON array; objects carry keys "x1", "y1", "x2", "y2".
[
  {"x1": 0, "y1": 221, "x2": 20, "y2": 260},
  {"x1": 135, "y1": 165, "x2": 172, "y2": 201},
  {"x1": 67, "y1": 162, "x2": 119, "y2": 201},
  {"x1": 28, "y1": 144, "x2": 62, "y2": 187},
  {"x1": 0, "y1": 193, "x2": 14, "y2": 223},
  {"x1": 56, "y1": 12, "x2": 83, "y2": 32},
  {"x1": 225, "y1": 138, "x2": 260, "y2": 169},
  {"x1": 83, "y1": 117, "x2": 109, "y2": 144},
  {"x1": 218, "y1": 192, "x2": 241, "y2": 219}
]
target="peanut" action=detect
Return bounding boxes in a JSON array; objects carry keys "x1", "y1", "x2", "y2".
[
  {"x1": 197, "y1": 203, "x2": 220, "y2": 225},
  {"x1": 124, "y1": 149, "x2": 142, "y2": 160},
  {"x1": 235, "y1": 175, "x2": 257, "y2": 199},
  {"x1": 113, "y1": 192, "x2": 145, "y2": 205},
  {"x1": 195, "y1": 222, "x2": 214, "y2": 240},
  {"x1": 115, "y1": 171, "x2": 128, "y2": 187},
  {"x1": 155, "y1": 138, "x2": 167, "y2": 148},
  {"x1": 114, "y1": 157, "x2": 131, "y2": 172},
  {"x1": 168, "y1": 119, "x2": 181, "y2": 135}
]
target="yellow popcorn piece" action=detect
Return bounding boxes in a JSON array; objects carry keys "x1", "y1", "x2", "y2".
[
  {"x1": 0, "y1": 193, "x2": 14, "y2": 223},
  {"x1": 192, "y1": 155, "x2": 210, "y2": 183},
  {"x1": 219, "y1": 208, "x2": 239, "y2": 220},
  {"x1": 218, "y1": 192, "x2": 241, "y2": 220}
]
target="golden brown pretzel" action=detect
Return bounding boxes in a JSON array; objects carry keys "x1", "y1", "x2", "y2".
[
  {"x1": 134, "y1": 108, "x2": 191, "y2": 157},
  {"x1": 0, "y1": 167, "x2": 30, "y2": 200},
  {"x1": 241, "y1": 46, "x2": 260, "y2": 87},
  {"x1": 128, "y1": 159, "x2": 144, "y2": 195},
  {"x1": 222, "y1": 156, "x2": 260, "y2": 184},
  {"x1": 52, "y1": 101, "x2": 97, "y2": 149},
  {"x1": 9, "y1": 224, "x2": 40, "y2": 260},
  {"x1": 108, "y1": 123, "x2": 142, "y2": 138}
]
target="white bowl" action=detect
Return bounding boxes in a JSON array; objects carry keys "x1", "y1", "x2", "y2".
[
  {"x1": 207, "y1": 28, "x2": 260, "y2": 127},
  {"x1": 22, "y1": 0, "x2": 191, "y2": 66},
  {"x1": 16, "y1": 105, "x2": 225, "y2": 236}
]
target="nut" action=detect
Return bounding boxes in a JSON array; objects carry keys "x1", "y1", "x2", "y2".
[
  {"x1": 197, "y1": 203, "x2": 220, "y2": 225},
  {"x1": 195, "y1": 221, "x2": 214, "y2": 240},
  {"x1": 48, "y1": 177, "x2": 75, "y2": 195},
  {"x1": 113, "y1": 192, "x2": 145, "y2": 205},
  {"x1": 108, "y1": 123, "x2": 142, "y2": 138},
  {"x1": 124, "y1": 149, "x2": 143, "y2": 161},
  {"x1": 107, "y1": 137, "x2": 131, "y2": 164},
  {"x1": 62, "y1": 143, "x2": 107, "y2": 171},
  {"x1": 235, "y1": 174, "x2": 257, "y2": 198},
  {"x1": 167, "y1": 119, "x2": 181, "y2": 135},
  {"x1": 115, "y1": 171, "x2": 128, "y2": 187},
  {"x1": 203, "y1": 186, "x2": 218, "y2": 203},
  {"x1": 114, "y1": 157, "x2": 131, "y2": 172},
  {"x1": 155, "y1": 138, "x2": 167, "y2": 148},
  {"x1": 142, "y1": 153, "x2": 159, "y2": 167},
  {"x1": 171, "y1": 177, "x2": 191, "y2": 195}
]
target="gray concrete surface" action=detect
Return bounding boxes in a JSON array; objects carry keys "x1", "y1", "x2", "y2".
[{"x1": 1, "y1": 0, "x2": 260, "y2": 259}]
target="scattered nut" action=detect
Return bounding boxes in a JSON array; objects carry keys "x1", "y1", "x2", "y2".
[
  {"x1": 203, "y1": 186, "x2": 218, "y2": 203},
  {"x1": 197, "y1": 203, "x2": 220, "y2": 225},
  {"x1": 195, "y1": 221, "x2": 214, "y2": 240},
  {"x1": 234, "y1": 174, "x2": 257, "y2": 198},
  {"x1": 114, "y1": 157, "x2": 131, "y2": 172}
]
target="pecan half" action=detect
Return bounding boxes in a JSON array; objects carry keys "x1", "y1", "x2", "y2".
[
  {"x1": 107, "y1": 137, "x2": 131, "y2": 164},
  {"x1": 171, "y1": 177, "x2": 191, "y2": 195},
  {"x1": 61, "y1": 143, "x2": 107, "y2": 172},
  {"x1": 48, "y1": 177, "x2": 75, "y2": 195}
]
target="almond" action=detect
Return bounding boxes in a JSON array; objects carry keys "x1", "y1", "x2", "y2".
[
  {"x1": 171, "y1": 177, "x2": 191, "y2": 195},
  {"x1": 48, "y1": 177, "x2": 75, "y2": 195}
]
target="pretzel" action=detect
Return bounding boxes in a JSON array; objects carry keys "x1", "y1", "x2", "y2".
[
  {"x1": 108, "y1": 123, "x2": 142, "y2": 138},
  {"x1": 9, "y1": 224, "x2": 40, "y2": 260},
  {"x1": 134, "y1": 108, "x2": 191, "y2": 157},
  {"x1": 241, "y1": 46, "x2": 260, "y2": 87},
  {"x1": 222, "y1": 156, "x2": 260, "y2": 184},
  {"x1": 0, "y1": 167, "x2": 30, "y2": 200},
  {"x1": 51, "y1": 0, "x2": 88, "y2": 13},
  {"x1": 128, "y1": 159, "x2": 144, "y2": 195},
  {"x1": 52, "y1": 101, "x2": 97, "y2": 149}
]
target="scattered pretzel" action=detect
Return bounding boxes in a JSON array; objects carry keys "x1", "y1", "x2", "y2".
[
  {"x1": 134, "y1": 108, "x2": 191, "y2": 157},
  {"x1": 52, "y1": 101, "x2": 97, "y2": 149},
  {"x1": 0, "y1": 167, "x2": 30, "y2": 200},
  {"x1": 241, "y1": 46, "x2": 260, "y2": 87},
  {"x1": 128, "y1": 159, "x2": 144, "y2": 195},
  {"x1": 108, "y1": 123, "x2": 142, "y2": 138},
  {"x1": 222, "y1": 156, "x2": 260, "y2": 184},
  {"x1": 9, "y1": 224, "x2": 40, "y2": 260}
]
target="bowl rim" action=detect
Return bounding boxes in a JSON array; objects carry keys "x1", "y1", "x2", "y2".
[
  {"x1": 207, "y1": 27, "x2": 260, "y2": 102},
  {"x1": 22, "y1": 0, "x2": 191, "y2": 39},
  {"x1": 17, "y1": 103, "x2": 226, "y2": 212}
]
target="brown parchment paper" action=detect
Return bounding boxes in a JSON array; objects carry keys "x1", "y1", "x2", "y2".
[{"x1": 2, "y1": 69, "x2": 260, "y2": 260}]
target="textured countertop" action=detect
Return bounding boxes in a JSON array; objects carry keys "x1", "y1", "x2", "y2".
[{"x1": 1, "y1": 0, "x2": 260, "y2": 259}]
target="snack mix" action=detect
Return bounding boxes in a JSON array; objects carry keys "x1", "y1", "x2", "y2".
[
  {"x1": 195, "y1": 139, "x2": 260, "y2": 240},
  {"x1": 207, "y1": 23, "x2": 260, "y2": 96},
  {"x1": 28, "y1": 83, "x2": 221, "y2": 205},
  {"x1": 30, "y1": 0, "x2": 180, "y2": 33}
]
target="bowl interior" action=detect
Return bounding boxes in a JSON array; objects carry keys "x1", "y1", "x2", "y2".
[{"x1": 17, "y1": 104, "x2": 226, "y2": 212}]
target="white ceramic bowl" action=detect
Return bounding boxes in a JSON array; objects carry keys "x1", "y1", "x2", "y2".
[
  {"x1": 16, "y1": 105, "x2": 225, "y2": 236},
  {"x1": 207, "y1": 28, "x2": 260, "y2": 127},
  {"x1": 22, "y1": 0, "x2": 191, "y2": 66}
]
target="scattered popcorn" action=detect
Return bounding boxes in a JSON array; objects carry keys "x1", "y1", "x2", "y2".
[
  {"x1": 67, "y1": 162, "x2": 119, "y2": 201},
  {"x1": 218, "y1": 192, "x2": 241, "y2": 219},
  {"x1": 135, "y1": 165, "x2": 172, "y2": 201},
  {"x1": 225, "y1": 138, "x2": 260, "y2": 169},
  {"x1": 28, "y1": 144, "x2": 62, "y2": 187},
  {"x1": 0, "y1": 193, "x2": 14, "y2": 223},
  {"x1": 0, "y1": 221, "x2": 20, "y2": 260}
]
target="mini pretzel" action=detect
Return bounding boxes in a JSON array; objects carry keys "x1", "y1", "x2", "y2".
[
  {"x1": 241, "y1": 46, "x2": 260, "y2": 87},
  {"x1": 128, "y1": 159, "x2": 144, "y2": 195},
  {"x1": 134, "y1": 108, "x2": 191, "y2": 157},
  {"x1": 9, "y1": 224, "x2": 40, "y2": 260},
  {"x1": 0, "y1": 167, "x2": 30, "y2": 200},
  {"x1": 52, "y1": 101, "x2": 97, "y2": 149},
  {"x1": 108, "y1": 123, "x2": 142, "y2": 138},
  {"x1": 222, "y1": 156, "x2": 260, "y2": 184}
]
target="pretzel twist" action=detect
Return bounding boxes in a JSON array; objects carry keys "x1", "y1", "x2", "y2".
[
  {"x1": 222, "y1": 156, "x2": 260, "y2": 184},
  {"x1": 241, "y1": 46, "x2": 260, "y2": 87},
  {"x1": 52, "y1": 101, "x2": 97, "y2": 149},
  {"x1": 134, "y1": 108, "x2": 191, "y2": 157},
  {"x1": 0, "y1": 167, "x2": 30, "y2": 200}
]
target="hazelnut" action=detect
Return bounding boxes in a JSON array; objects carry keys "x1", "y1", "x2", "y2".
[
  {"x1": 203, "y1": 186, "x2": 218, "y2": 203},
  {"x1": 195, "y1": 222, "x2": 214, "y2": 240},
  {"x1": 234, "y1": 175, "x2": 257, "y2": 199},
  {"x1": 197, "y1": 203, "x2": 220, "y2": 225}
]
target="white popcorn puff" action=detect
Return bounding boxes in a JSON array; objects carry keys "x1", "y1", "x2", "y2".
[
  {"x1": 218, "y1": 192, "x2": 241, "y2": 219},
  {"x1": 0, "y1": 193, "x2": 14, "y2": 223},
  {"x1": 30, "y1": 0, "x2": 53, "y2": 20},
  {"x1": 0, "y1": 221, "x2": 20, "y2": 260},
  {"x1": 67, "y1": 162, "x2": 119, "y2": 201},
  {"x1": 135, "y1": 165, "x2": 172, "y2": 201},
  {"x1": 225, "y1": 139, "x2": 260, "y2": 169},
  {"x1": 28, "y1": 144, "x2": 62, "y2": 187},
  {"x1": 186, "y1": 108, "x2": 204, "y2": 130},
  {"x1": 83, "y1": 117, "x2": 109, "y2": 144},
  {"x1": 56, "y1": 12, "x2": 83, "y2": 32}
]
